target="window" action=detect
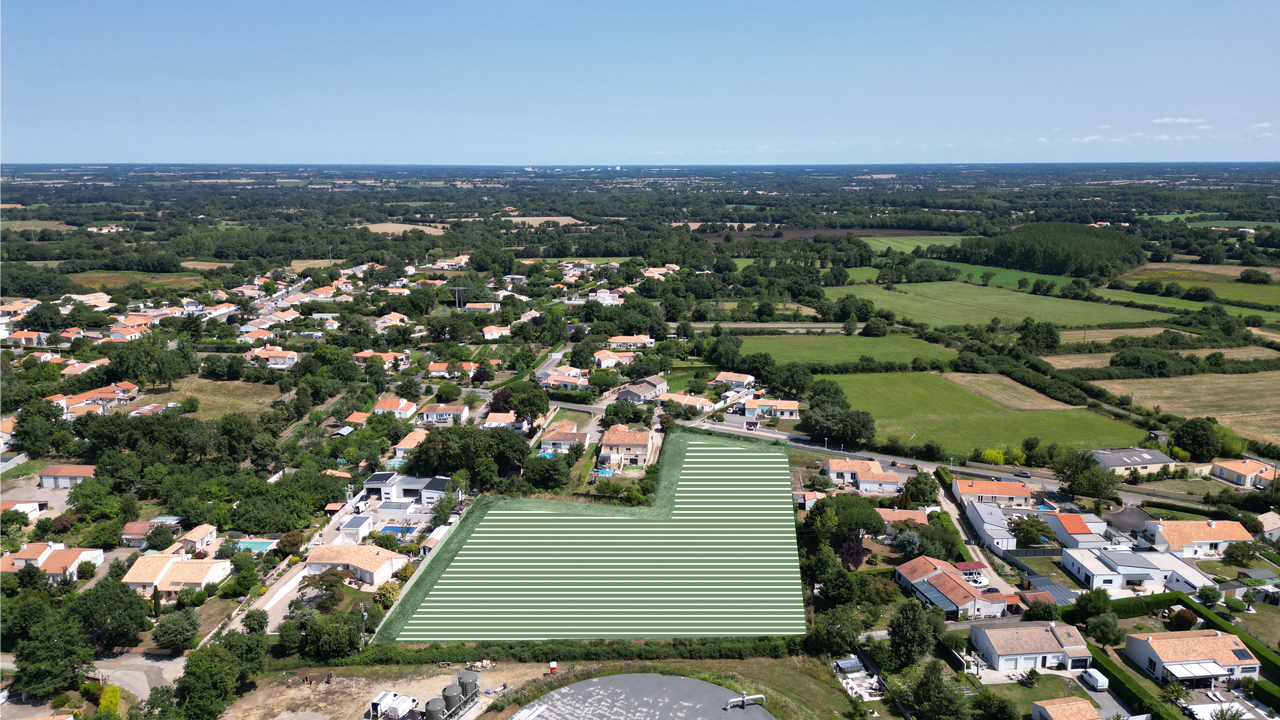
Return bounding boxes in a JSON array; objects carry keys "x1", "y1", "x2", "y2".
[
  {"x1": 1103, "y1": 579, "x2": 1114, "y2": 585},
  {"x1": 1148, "y1": 659, "x2": 1156, "y2": 672},
  {"x1": 1242, "y1": 666, "x2": 1258, "y2": 674}
]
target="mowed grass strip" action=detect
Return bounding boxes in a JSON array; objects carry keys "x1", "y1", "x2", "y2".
[
  {"x1": 817, "y1": 373, "x2": 1144, "y2": 453},
  {"x1": 394, "y1": 440, "x2": 805, "y2": 641},
  {"x1": 825, "y1": 282, "x2": 1168, "y2": 327},
  {"x1": 739, "y1": 334, "x2": 955, "y2": 365}
]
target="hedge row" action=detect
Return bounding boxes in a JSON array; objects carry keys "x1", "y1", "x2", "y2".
[
  {"x1": 1061, "y1": 592, "x2": 1180, "y2": 625},
  {"x1": 1140, "y1": 500, "x2": 1218, "y2": 518},
  {"x1": 342, "y1": 635, "x2": 804, "y2": 667},
  {"x1": 1180, "y1": 594, "x2": 1280, "y2": 680},
  {"x1": 999, "y1": 365, "x2": 1091, "y2": 406},
  {"x1": 1086, "y1": 644, "x2": 1181, "y2": 720}
]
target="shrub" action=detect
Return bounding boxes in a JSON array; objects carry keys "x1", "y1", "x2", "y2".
[
  {"x1": 50, "y1": 694, "x2": 71, "y2": 709},
  {"x1": 1172, "y1": 608, "x2": 1198, "y2": 630},
  {"x1": 98, "y1": 685, "x2": 121, "y2": 714}
]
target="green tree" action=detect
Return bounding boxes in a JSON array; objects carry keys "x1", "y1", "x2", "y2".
[
  {"x1": 1224, "y1": 541, "x2": 1259, "y2": 567},
  {"x1": 1085, "y1": 612, "x2": 1126, "y2": 647},
  {"x1": 147, "y1": 525, "x2": 175, "y2": 550},
  {"x1": 1174, "y1": 418, "x2": 1223, "y2": 463},
  {"x1": 971, "y1": 688, "x2": 1017, "y2": 720},
  {"x1": 904, "y1": 472, "x2": 939, "y2": 504},
  {"x1": 1073, "y1": 587, "x2": 1113, "y2": 620},
  {"x1": 175, "y1": 645, "x2": 239, "y2": 720},
  {"x1": 1024, "y1": 600, "x2": 1060, "y2": 621},
  {"x1": 1052, "y1": 451, "x2": 1119, "y2": 499},
  {"x1": 152, "y1": 608, "x2": 200, "y2": 650},
  {"x1": 912, "y1": 659, "x2": 969, "y2": 720},
  {"x1": 523, "y1": 455, "x2": 570, "y2": 490},
  {"x1": 860, "y1": 317, "x2": 889, "y2": 337},
  {"x1": 68, "y1": 579, "x2": 150, "y2": 647},
  {"x1": 1010, "y1": 517, "x2": 1054, "y2": 548},
  {"x1": 12, "y1": 615, "x2": 95, "y2": 697},
  {"x1": 1198, "y1": 585, "x2": 1223, "y2": 606},
  {"x1": 242, "y1": 609, "x2": 269, "y2": 634},
  {"x1": 888, "y1": 600, "x2": 936, "y2": 666},
  {"x1": 300, "y1": 568, "x2": 347, "y2": 614}
]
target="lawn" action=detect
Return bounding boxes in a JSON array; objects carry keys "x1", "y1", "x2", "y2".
[
  {"x1": 1194, "y1": 556, "x2": 1280, "y2": 580},
  {"x1": 1094, "y1": 371, "x2": 1280, "y2": 444},
  {"x1": 974, "y1": 673, "x2": 1098, "y2": 717},
  {"x1": 816, "y1": 373, "x2": 1144, "y2": 455},
  {"x1": 1139, "y1": 478, "x2": 1220, "y2": 496},
  {"x1": 739, "y1": 334, "x2": 956, "y2": 365},
  {"x1": 0, "y1": 219, "x2": 75, "y2": 231},
  {"x1": 68, "y1": 270, "x2": 205, "y2": 290},
  {"x1": 377, "y1": 434, "x2": 805, "y2": 641},
  {"x1": 549, "y1": 408, "x2": 592, "y2": 430},
  {"x1": 825, "y1": 282, "x2": 1169, "y2": 328},
  {"x1": 1017, "y1": 556, "x2": 1085, "y2": 590},
  {"x1": 1231, "y1": 599, "x2": 1280, "y2": 650},
  {"x1": 119, "y1": 376, "x2": 282, "y2": 419},
  {"x1": 662, "y1": 371, "x2": 701, "y2": 393}
]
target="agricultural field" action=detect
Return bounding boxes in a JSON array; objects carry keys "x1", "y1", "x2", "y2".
[
  {"x1": 289, "y1": 259, "x2": 342, "y2": 271},
  {"x1": 825, "y1": 282, "x2": 1169, "y2": 328},
  {"x1": 68, "y1": 270, "x2": 204, "y2": 290},
  {"x1": 1186, "y1": 220, "x2": 1279, "y2": 229},
  {"x1": 861, "y1": 235, "x2": 965, "y2": 254},
  {"x1": 118, "y1": 376, "x2": 283, "y2": 420},
  {"x1": 816, "y1": 373, "x2": 1143, "y2": 454},
  {"x1": 739, "y1": 334, "x2": 956, "y2": 364},
  {"x1": 1045, "y1": 345, "x2": 1280, "y2": 369},
  {"x1": 180, "y1": 260, "x2": 234, "y2": 269},
  {"x1": 1094, "y1": 371, "x2": 1280, "y2": 444},
  {"x1": 924, "y1": 260, "x2": 1073, "y2": 292},
  {"x1": 378, "y1": 435, "x2": 805, "y2": 641},
  {"x1": 358, "y1": 222, "x2": 445, "y2": 235},
  {"x1": 1093, "y1": 287, "x2": 1280, "y2": 325},
  {"x1": 1057, "y1": 326, "x2": 1186, "y2": 344},
  {"x1": 940, "y1": 372, "x2": 1077, "y2": 409},
  {"x1": 0, "y1": 219, "x2": 75, "y2": 231},
  {"x1": 1120, "y1": 264, "x2": 1280, "y2": 306}
]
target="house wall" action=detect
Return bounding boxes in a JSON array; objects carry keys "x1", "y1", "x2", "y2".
[
  {"x1": 971, "y1": 628, "x2": 1069, "y2": 670},
  {"x1": 857, "y1": 480, "x2": 902, "y2": 495}
]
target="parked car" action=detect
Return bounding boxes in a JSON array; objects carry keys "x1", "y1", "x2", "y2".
[
  {"x1": 982, "y1": 587, "x2": 1001, "y2": 594},
  {"x1": 1014, "y1": 470, "x2": 1032, "y2": 478},
  {"x1": 1080, "y1": 668, "x2": 1109, "y2": 691}
]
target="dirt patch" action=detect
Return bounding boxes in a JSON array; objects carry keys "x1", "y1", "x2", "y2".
[
  {"x1": 118, "y1": 376, "x2": 281, "y2": 419},
  {"x1": 290, "y1": 259, "x2": 343, "y2": 271},
  {"x1": 359, "y1": 222, "x2": 445, "y2": 236},
  {"x1": 1057, "y1": 327, "x2": 1187, "y2": 344},
  {"x1": 181, "y1": 261, "x2": 234, "y2": 270},
  {"x1": 942, "y1": 372, "x2": 1077, "y2": 409},
  {"x1": 503, "y1": 216, "x2": 584, "y2": 226},
  {"x1": 227, "y1": 663, "x2": 548, "y2": 720},
  {"x1": 1095, "y1": 371, "x2": 1280, "y2": 444}
]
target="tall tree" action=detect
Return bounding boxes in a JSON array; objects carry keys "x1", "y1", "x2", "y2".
[
  {"x1": 13, "y1": 616, "x2": 95, "y2": 697},
  {"x1": 888, "y1": 600, "x2": 936, "y2": 666}
]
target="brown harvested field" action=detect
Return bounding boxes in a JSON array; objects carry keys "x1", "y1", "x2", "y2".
[
  {"x1": 1252, "y1": 328, "x2": 1280, "y2": 344},
  {"x1": 68, "y1": 271, "x2": 203, "y2": 290},
  {"x1": 1058, "y1": 327, "x2": 1188, "y2": 344},
  {"x1": 180, "y1": 260, "x2": 234, "y2": 269},
  {"x1": 1046, "y1": 346, "x2": 1280, "y2": 369},
  {"x1": 504, "y1": 215, "x2": 584, "y2": 226},
  {"x1": 1095, "y1": 371, "x2": 1280, "y2": 444},
  {"x1": 941, "y1": 372, "x2": 1077, "y2": 409},
  {"x1": 359, "y1": 222, "x2": 445, "y2": 235},
  {"x1": 118, "y1": 376, "x2": 282, "y2": 419},
  {"x1": 290, "y1": 259, "x2": 343, "y2": 271},
  {"x1": 1132, "y1": 262, "x2": 1280, "y2": 280},
  {"x1": 672, "y1": 222, "x2": 759, "y2": 230}
]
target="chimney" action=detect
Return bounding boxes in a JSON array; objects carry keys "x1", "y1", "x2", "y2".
[
  {"x1": 1147, "y1": 636, "x2": 1153, "y2": 641},
  {"x1": 1216, "y1": 631, "x2": 1222, "y2": 637},
  {"x1": 1050, "y1": 621, "x2": 1056, "y2": 628},
  {"x1": 1208, "y1": 520, "x2": 1216, "y2": 528}
]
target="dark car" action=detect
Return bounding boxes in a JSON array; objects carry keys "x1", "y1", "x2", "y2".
[
  {"x1": 1014, "y1": 470, "x2": 1032, "y2": 478},
  {"x1": 982, "y1": 587, "x2": 1001, "y2": 594}
]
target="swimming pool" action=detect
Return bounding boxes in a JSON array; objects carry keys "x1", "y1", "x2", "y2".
[
  {"x1": 237, "y1": 540, "x2": 277, "y2": 552},
  {"x1": 383, "y1": 525, "x2": 417, "y2": 535}
]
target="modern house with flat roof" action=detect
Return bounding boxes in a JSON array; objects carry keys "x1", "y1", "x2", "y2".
[
  {"x1": 1043, "y1": 513, "x2": 1109, "y2": 548},
  {"x1": 966, "y1": 501, "x2": 1017, "y2": 552},
  {"x1": 1061, "y1": 548, "x2": 1214, "y2": 594},
  {"x1": 1089, "y1": 447, "x2": 1176, "y2": 475},
  {"x1": 971, "y1": 622, "x2": 1092, "y2": 672}
]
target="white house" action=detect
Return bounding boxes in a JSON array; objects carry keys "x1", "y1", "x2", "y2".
[
  {"x1": 971, "y1": 622, "x2": 1093, "y2": 672},
  {"x1": 826, "y1": 458, "x2": 902, "y2": 495},
  {"x1": 1141, "y1": 519, "x2": 1253, "y2": 558},
  {"x1": 306, "y1": 544, "x2": 407, "y2": 588},
  {"x1": 607, "y1": 334, "x2": 654, "y2": 350},
  {"x1": 1061, "y1": 548, "x2": 1215, "y2": 595},
  {"x1": 0, "y1": 543, "x2": 104, "y2": 582},
  {"x1": 338, "y1": 515, "x2": 373, "y2": 545},
  {"x1": 394, "y1": 429, "x2": 429, "y2": 459},
  {"x1": 1043, "y1": 513, "x2": 1109, "y2": 548},
  {"x1": 742, "y1": 398, "x2": 799, "y2": 419},
  {"x1": 707, "y1": 371, "x2": 755, "y2": 390},
  {"x1": 540, "y1": 421, "x2": 588, "y2": 454},
  {"x1": 481, "y1": 411, "x2": 528, "y2": 433},
  {"x1": 243, "y1": 345, "x2": 298, "y2": 369},
  {"x1": 482, "y1": 325, "x2": 511, "y2": 340},
  {"x1": 179, "y1": 524, "x2": 218, "y2": 552},
  {"x1": 1124, "y1": 630, "x2": 1259, "y2": 686},
  {"x1": 1257, "y1": 512, "x2": 1280, "y2": 542},
  {"x1": 1089, "y1": 447, "x2": 1176, "y2": 475},
  {"x1": 416, "y1": 404, "x2": 468, "y2": 427},
  {"x1": 373, "y1": 397, "x2": 418, "y2": 420},
  {"x1": 1211, "y1": 459, "x2": 1277, "y2": 489},
  {"x1": 966, "y1": 501, "x2": 1017, "y2": 552},
  {"x1": 951, "y1": 478, "x2": 1033, "y2": 508}
]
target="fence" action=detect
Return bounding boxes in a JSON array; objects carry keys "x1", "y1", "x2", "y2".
[
  {"x1": 1002, "y1": 548, "x2": 1063, "y2": 559},
  {"x1": 0, "y1": 453, "x2": 29, "y2": 474}
]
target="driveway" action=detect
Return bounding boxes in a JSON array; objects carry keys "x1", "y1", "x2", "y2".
[
  {"x1": 0, "y1": 473, "x2": 70, "y2": 517},
  {"x1": 1081, "y1": 679, "x2": 1130, "y2": 718},
  {"x1": 83, "y1": 546, "x2": 138, "y2": 589}
]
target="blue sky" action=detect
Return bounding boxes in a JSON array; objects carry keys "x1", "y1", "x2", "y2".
[{"x1": 3, "y1": 0, "x2": 1276, "y2": 164}]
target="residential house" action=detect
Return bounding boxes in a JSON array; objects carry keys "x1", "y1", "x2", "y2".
[
  {"x1": 1061, "y1": 548, "x2": 1214, "y2": 594},
  {"x1": 1211, "y1": 459, "x2": 1277, "y2": 489},
  {"x1": 876, "y1": 508, "x2": 930, "y2": 525},
  {"x1": 951, "y1": 478, "x2": 1033, "y2": 508},
  {"x1": 394, "y1": 429, "x2": 429, "y2": 459},
  {"x1": 0, "y1": 500, "x2": 48, "y2": 518},
  {"x1": 608, "y1": 334, "x2": 654, "y2": 350},
  {"x1": 658, "y1": 392, "x2": 713, "y2": 412},
  {"x1": 1124, "y1": 629, "x2": 1260, "y2": 686},
  {"x1": 362, "y1": 472, "x2": 452, "y2": 505},
  {"x1": 427, "y1": 361, "x2": 478, "y2": 378},
  {"x1": 155, "y1": 560, "x2": 232, "y2": 597},
  {"x1": 416, "y1": 404, "x2": 468, "y2": 427},
  {"x1": 707, "y1": 371, "x2": 755, "y2": 390},
  {"x1": 1043, "y1": 513, "x2": 1110, "y2": 548},
  {"x1": 0, "y1": 543, "x2": 104, "y2": 581},
  {"x1": 60, "y1": 358, "x2": 111, "y2": 376},
  {"x1": 0, "y1": 298, "x2": 41, "y2": 320},
  {"x1": 1141, "y1": 519, "x2": 1253, "y2": 558},
  {"x1": 971, "y1": 622, "x2": 1093, "y2": 672},
  {"x1": 542, "y1": 371, "x2": 591, "y2": 391},
  {"x1": 1031, "y1": 698, "x2": 1099, "y2": 720},
  {"x1": 826, "y1": 458, "x2": 903, "y2": 495},
  {"x1": 742, "y1": 399, "x2": 799, "y2": 418},
  {"x1": 238, "y1": 328, "x2": 275, "y2": 344},
  {"x1": 179, "y1": 524, "x2": 218, "y2": 552},
  {"x1": 1257, "y1": 512, "x2": 1280, "y2": 542},
  {"x1": 353, "y1": 350, "x2": 409, "y2": 372},
  {"x1": 38, "y1": 464, "x2": 96, "y2": 489},
  {"x1": 9, "y1": 330, "x2": 49, "y2": 346},
  {"x1": 482, "y1": 325, "x2": 511, "y2": 340},
  {"x1": 540, "y1": 420, "x2": 588, "y2": 454},
  {"x1": 593, "y1": 350, "x2": 635, "y2": 368},
  {"x1": 795, "y1": 490, "x2": 827, "y2": 510},
  {"x1": 243, "y1": 345, "x2": 298, "y2": 369},
  {"x1": 966, "y1": 501, "x2": 1017, "y2": 551},
  {"x1": 344, "y1": 411, "x2": 369, "y2": 427},
  {"x1": 338, "y1": 515, "x2": 373, "y2": 545},
  {"x1": 121, "y1": 521, "x2": 159, "y2": 548},
  {"x1": 893, "y1": 555, "x2": 1006, "y2": 620},
  {"x1": 374, "y1": 397, "x2": 418, "y2": 420},
  {"x1": 463, "y1": 302, "x2": 499, "y2": 313},
  {"x1": 1089, "y1": 447, "x2": 1177, "y2": 475},
  {"x1": 374, "y1": 312, "x2": 409, "y2": 333},
  {"x1": 599, "y1": 424, "x2": 653, "y2": 466},
  {"x1": 617, "y1": 375, "x2": 668, "y2": 404},
  {"x1": 482, "y1": 411, "x2": 528, "y2": 433},
  {"x1": 306, "y1": 545, "x2": 407, "y2": 587}
]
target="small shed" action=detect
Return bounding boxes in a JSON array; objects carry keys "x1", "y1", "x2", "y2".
[{"x1": 1238, "y1": 568, "x2": 1277, "y2": 582}]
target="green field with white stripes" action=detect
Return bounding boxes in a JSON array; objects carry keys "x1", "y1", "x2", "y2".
[{"x1": 382, "y1": 435, "x2": 806, "y2": 641}]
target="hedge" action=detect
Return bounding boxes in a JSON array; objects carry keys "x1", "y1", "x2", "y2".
[
  {"x1": 1061, "y1": 592, "x2": 1180, "y2": 625},
  {"x1": 1086, "y1": 644, "x2": 1181, "y2": 720},
  {"x1": 333, "y1": 635, "x2": 804, "y2": 667},
  {"x1": 1140, "y1": 500, "x2": 1220, "y2": 518}
]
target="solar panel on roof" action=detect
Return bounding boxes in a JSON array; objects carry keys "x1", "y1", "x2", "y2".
[{"x1": 1234, "y1": 649, "x2": 1253, "y2": 660}]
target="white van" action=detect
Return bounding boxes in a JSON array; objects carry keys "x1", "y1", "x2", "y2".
[{"x1": 1080, "y1": 668, "x2": 1108, "y2": 691}]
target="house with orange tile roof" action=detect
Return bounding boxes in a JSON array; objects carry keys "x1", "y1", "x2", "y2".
[
  {"x1": 658, "y1": 392, "x2": 714, "y2": 411},
  {"x1": 592, "y1": 349, "x2": 635, "y2": 368},
  {"x1": 178, "y1": 524, "x2": 218, "y2": 552},
  {"x1": 1031, "y1": 697, "x2": 1099, "y2": 720},
  {"x1": 427, "y1": 361, "x2": 478, "y2": 378},
  {"x1": 463, "y1": 302, "x2": 499, "y2": 313},
  {"x1": 373, "y1": 397, "x2": 418, "y2": 420},
  {"x1": 1142, "y1": 519, "x2": 1253, "y2": 558},
  {"x1": 971, "y1": 622, "x2": 1093, "y2": 672},
  {"x1": 352, "y1": 350, "x2": 409, "y2": 372},
  {"x1": 306, "y1": 544, "x2": 407, "y2": 587},
  {"x1": 608, "y1": 334, "x2": 654, "y2": 350},
  {"x1": 8, "y1": 330, "x2": 49, "y2": 346},
  {"x1": 707, "y1": 371, "x2": 755, "y2": 389},
  {"x1": 826, "y1": 458, "x2": 903, "y2": 495},
  {"x1": 416, "y1": 403, "x2": 468, "y2": 427},
  {"x1": 1211, "y1": 458, "x2": 1278, "y2": 489},
  {"x1": 1043, "y1": 513, "x2": 1109, "y2": 548},
  {"x1": 243, "y1": 344, "x2": 298, "y2": 369},
  {"x1": 600, "y1": 424, "x2": 653, "y2": 467},
  {"x1": 482, "y1": 325, "x2": 511, "y2": 340},
  {"x1": 60, "y1": 357, "x2": 110, "y2": 376},
  {"x1": 481, "y1": 411, "x2": 528, "y2": 433},
  {"x1": 1256, "y1": 511, "x2": 1280, "y2": 542},
  {"x1": 539, "y1": 420, "x2": 588, "y2": 454},
  {"x1": 742, "y1": 398, "x2": 799, "y2": 419},
  {"x1": 951, "y1": 478, "x2": 1033, "y2": 508},
  {"x1": 875, "y1": 508, "x2": 929, "y2": 525},
  {"x1": 893, "y1": 555, "x2": 1005, "y2": 619},
  {"x1": 0, "y1": 542, "x2": 104, "y2": 581},
  {"x1": 1124, "y1": 629, "x2": 1260, "y2": 685},
  {"x1": 394, "y1": 429, "x2": 429, "y2": 459}
]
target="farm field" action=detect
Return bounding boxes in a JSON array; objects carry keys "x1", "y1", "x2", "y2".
[
  {"x1": 0, "y1": 219, "x2": 75, "y2": 231},
  {"x1": 817, "y1": 373, "x2": 1143, "y2": 453},
  {"x1": 505, "y1": 215, "x2": 584, "y2": 225},
  {"x1": 940, "y1": 372, "x2": 1076, "y2": 409},
  {"x1": 68, "y1": 270, "x2": 204, "y2": 290},
  {"x1": 289, "y1": 259, "x2": 342, "y2": 271},
  {"x1": 1094, "y1": 371, "x2": 1280, "y2": 444},
  {"x1": 1135, "y1": 263, "x2": 1280, "y2": 280},
  {"x1": 1187, "y1": 220, "x2": 1279, "y2": 229},
  {"x1": 358, "y1": 222, "x2": 445, "y2": 235},
  {"x1": 1093, "y1": 287, "x2": 1280, "y2": 325},
  {"x1": 860, "y1": 235, "x2": 965, "y2": 254},
  {"x1": 739, "y1": 334, "x2": 956, "y2": 364},
  {"x1": 1058, "y1": 326, "x2": 1186, "y2": 344},
  {"x1": 378, "y1": 435, "x2": 805, "y2": 641},
  {"x1": 180, "y1": 260, "x2": 234, "y2": 269},
  {"x1": 825, "y1": 282, "x2": 1169, "y2": 328},
  {"x1": 1045, "y1": 345, "x2": 1280, "y2": 369},
  {"x1": 924, "y1": 260, "x2": 1074, "y2": 291},
  {"x1": 118, "y1": 376, "x2": 282, "y2": 420},
  {"x1": 1120, "y1": 265, "x2": 1280, "y2": 305}
]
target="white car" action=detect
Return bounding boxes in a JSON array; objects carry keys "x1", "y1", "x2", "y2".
[{"x1": 968, "y1": 575, "x2": 990, "y2": 588}]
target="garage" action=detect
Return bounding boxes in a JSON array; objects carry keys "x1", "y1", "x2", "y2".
[{"x1": 1000, "y1": 657, "x2": 1017, "y2": 670}]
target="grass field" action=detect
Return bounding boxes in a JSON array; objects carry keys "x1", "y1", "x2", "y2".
[
  {"x1": 377, "y1": 434, "x2": 804, "y2": 641},
  {"x1": 549, "y1": 408, "x2": 592, "y2": 430},
  {"x1": 861, "y1": 235, "x2": 965, "y2": 254},
  {"x1": 1058, "y1": 327, "x2": 1185, "y2": 344},
  {"x1": 1094, "y1": 287, "x2": 1280, "y2": 325},
  {"x1": 180, "y1": 260, "x2": 234, "y2": 269},
  {"x1": 1122, "y1": 265, "x2": 1280, "y2": 306},
  {"x1": 119, "y1": 376, "x2": 282, "y2": 419},
  {"x1": 289, "y1": 259, "x2": 342, "y2": 271},
  {"x1": 940, "y1": 372, "x2": 1076, "y2": 409},
  {"x1": 0, "y1": 219, "x2": 75, "y2": 231},
  {"x1": 1094, "y1": 371, "x2": 1280, "y2": 444},
  {"x1": 1017, "y1": 556, "x2": 1086, "y2": 589},
  {"x1": 1046, "y1": 345, "x2": 1280, "y2": 369},
  {"x1": 816, "y1": 373, "x2": 1143, "y2": 453},
  {"x1": 825, "y1": 282, "x2": 1168, "y2": 328},
  {"x1": 739, "y1": 334, "x2": 955, "y2": 364},
  {"x1": 1187, "y1": 220, "x2": 1279, "y2": 229},
  {"x1": 68, "y1": 270, "x2": 204, "y2": 290}
]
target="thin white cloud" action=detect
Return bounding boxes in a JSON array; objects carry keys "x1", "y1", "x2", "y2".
[
  {"x1": 1072, "y1": 135, "x2": 1105, "y2": 143},
  {"x1": 1250, "y1": 122, "x2": 1273, "y2": 129},
  {"x1": 1036, "y1": 137, "x2": 1047, "y2": 142},
  {"x1": 1154, "y1": 134, "x2": 1199, "y2": 141},
  {"x1": 1153, "y1": 117, "x2": 1205, "y2": 124},
  {"x1": 1260, "y1": 132, "x2": 1276, "y2": 138},
  {"x1": 1196, "y1": 125, "x2": 1213, "y2": 130},
  {"x1": 1099, "y1": 125, "x2": 1111, "y2": 129}
]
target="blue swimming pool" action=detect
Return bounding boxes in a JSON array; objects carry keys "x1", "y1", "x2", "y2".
[
  {"x1": 382, "y1": 525, "x2": 416, "y2": 535},
  {"x1": 237, "y1": 540, "x2": 276, "y2": 552}
]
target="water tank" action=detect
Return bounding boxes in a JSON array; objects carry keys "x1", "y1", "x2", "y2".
[
  {"x1": 458, "y1": 671, "x2": 479, "y2": 697},
  {"x1": 422, "y1": 698, "x2": 445, "y2": 720},
  {"x1": 442, "y1": 684, "x2": 462, "y2": 712}
]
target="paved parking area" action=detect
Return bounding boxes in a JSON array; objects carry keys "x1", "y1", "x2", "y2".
[{"x1": 0, "y1": 473, "x2": 70, "y2": 517}]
